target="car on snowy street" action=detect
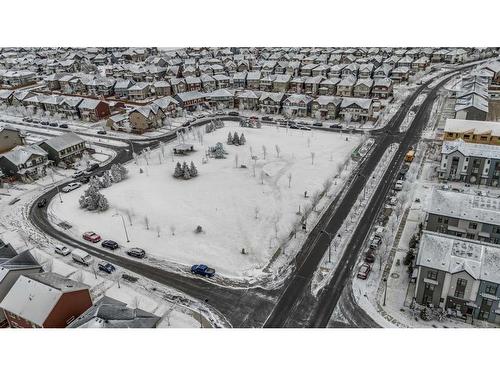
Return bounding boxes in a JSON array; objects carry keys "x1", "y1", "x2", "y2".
[
  {"x1": 191, "y1": 264, "x2": 215, "y2": 278},
  {"x1": 55, "y1": 245, "x2": 72, "y2": 256},
  {"x1": 102, "y1": 240, "x2": 119, "y2": 250},
  {"x1": 86, "y1": 163, "x2": 100, "y2": 173},
  {"x1": 37, "y1": 198, "x2": 47, "y2": 208},
  {"x1": 97, "y1": 130, "x2": 107, "y2": 135},
  {"x1": 62, "y1": 182, "x2": 82, "y2": 193},
  {"x1": 126, "y1": 248, "x2": 146, "y2": 258},
  {"x1": 357, "y1": 263, "x2": 371, "y2": 280},
  {"x1": 82, "y1": 231, "x2": 101, "y2": 243},
  {"x1": 364, "y1": 249, "x2": 376, "y2": 263},
  {"x1": 98, "y1": 261, "x2": 116, "y2": 274},
  {"x1": 72, "y1": 170, "x2": 85, "y2": 179}
]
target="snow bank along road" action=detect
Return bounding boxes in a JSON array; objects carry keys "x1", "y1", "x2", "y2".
[
  {"x1": 263, "y1": 61, "x2": 482, "y2": 328},
  {"x1": 27, "y1": 61, "x2": 482, "y2": 328}
]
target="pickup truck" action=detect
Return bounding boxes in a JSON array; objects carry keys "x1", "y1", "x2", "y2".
[{"x1": 191, "y1": 264, "x2": 215, "y2": 277}]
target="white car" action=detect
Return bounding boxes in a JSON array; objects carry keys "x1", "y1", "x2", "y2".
[
  {"x1": 55, "y1": 245, "x2": 72, "y2": 256},
  {"x1": 394, "y1": 180, "x2": 404, "y2": 191},
  {"x1": 72, "y1": 170, "x2": 85, "y2": 179},
  {"x1": 62, "y1": 182, "x2": 82, "y2": 193}
]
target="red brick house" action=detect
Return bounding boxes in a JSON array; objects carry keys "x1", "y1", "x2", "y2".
[
  {"x1": 0, "y1": 272, "x2": 92, "y2": 328},
  {"x1": 77, "y1": 98, "x2": 111, "y2": 122}
]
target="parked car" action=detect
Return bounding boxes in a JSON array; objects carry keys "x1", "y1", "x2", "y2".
[
  {"x1": 86, "y1": 163, "x2": 99, "y2": 173},
  {"x1": 82, "y1": 231, "x2": 101, "y2": 243},
  {"x1": 41, "y1": 121, "x2": 49, "y2": 126},
  {"x1": 299, "y1": 126, "x2": 311, "y2": 131},
  {"x1": 369, "y1": 237, "x2": 381, "y2": 250},
  {"x1": 72, "y1": 249, "x2": 93, "y2": 266},
  {"x1": 228, "y1": 111, "x2": 239, "y2": 116},
  {"x1": 98, "y1": 261, "x2": 116, "y2": 274},
  {"x1": 97, "y1": 130, "x2": 107, "y2": 135},
  {"x1": 72, "y1": 170, "x2": 85, "y2": 179},
  {"x1": 261, "y1": 116, "x2": 273, "y2": 121},
  {"x1": 394, "y1": 180, "x2": 404, "y2": 191},
  {"x1": 215, "y1": 110, "x2": 225, "y2": 116},
  {"x1": 37, "y1": 198, "x2": 47, "y2": 208},
  {"x1": 190, "y1": 264, "x2": 215, "y2": 277},
  {"x1": 49, "y1": 122, "x2": 58, "y2": 127},
  {"x1": 313, "y1": 121, "x2": 323, "y2": 127},
  {"x1": 55, "y1": 245, "x2": 72, "y2": 256},
  {"x1": 126, "y1": 248, "x2": 146, "y2": 258},
  {"x1": 357, "y1": 263, "x2": 371, "y2": 280},
  {"x1": 62, "y1": 182, "x2": 82, "y2": 193},
  {"x1": 59, "y1": 123, "x2": 69, "y2": 129},
  {"x1": 101, "y1": 240, "x2": 119, "y2": 250},
  {"x1": 79, "y1": 176, "x2": 91, "y2": 184},
  {"x1": 329, "y1": 124, "x2": 342, "y2": 129},
  {"x1": 364, "y1": 249, "x2": 376, "y2": 263}
]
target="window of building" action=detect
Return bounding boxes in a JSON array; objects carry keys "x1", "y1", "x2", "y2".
[
  {"x1": 454, "y1": 278, "x2": 467, "y2": 298},
  {"x1": 485, "y1": 284, "x2": 497, "y2": 295},
  {"x1": 427, "y1": 270, "x2": 438, "y2": 280},
  {"x1": 469, "y1": 222, "x2": 478, "y2": 230}
]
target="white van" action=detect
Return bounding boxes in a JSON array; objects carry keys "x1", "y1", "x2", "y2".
[
  {"x1": 72, "y1": 249, "x2": 93, "y2": 266},
  {"x1": 394, "y1": 180, "x2": 404, "y2": 191}
]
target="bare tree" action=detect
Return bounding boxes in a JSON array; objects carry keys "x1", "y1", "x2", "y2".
[
  {"x1": 234, "y1": 154, "x2": 239, "y2": 168},
  {"x1": 262, "y1": 145, "x2": 267, "y2": 160},
  {"x1": 260, "y1": 170, "x2": 265, "y2": 184},
  {"x1": 311, "y1": 152, "x2": 316, "y2": 165},
  {"x1": 170, "y1": 224, "x2": 176, "y2": 236},
  {"x1": 275, "y1": 144, "x2": 281, "y2": 158},
  {"x1": 145, "y1": 216, "x2": 150, "y2": 230},
  {"x1": 287, "y1": 172, "x2": 292, "y2": 188},
  {"x1": 157, "y1": 226, "x2": 161, "y2": 238}
]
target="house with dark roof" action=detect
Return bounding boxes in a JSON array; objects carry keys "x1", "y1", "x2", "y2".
[
  {"x1": 38, "y1": 132, "x2": 87, "y2": 166},
  {"x1": 0, "y1": 144, "x2": 49, "y2": 181},
  {"x1": 0, "y1": 250, "x2": 43, "y2": 328},
  {"x1": 67, "y1": 296, "x2": 160, "y2": 328},
  {"x1": 0, "y1": 272, "x2": 92, "y2": 328}
]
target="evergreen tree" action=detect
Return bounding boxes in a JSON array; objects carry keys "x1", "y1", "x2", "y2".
[
  {"x1": 102, "y1": 171, "x2": 113, "y2": 188},
  {"x1": 232, "y1": 132, "x2": 240, "y2": 145},
  {"x1": 189, "y1": 161, "x2": 198, "y2": 177},
  {"x1": 97, "y1": 194, "x2": 109, "y2": 211},
  {"x1": 173, "y1": 162, "x2": 183, "y2": 178},
  {"x1": 227, "y1": 131, "x2": 233, "y2": 145},
  {"x1": 239, "y1": 132, "x2": 246, "y2": 145},
  {"x1": 111, "y1": 164, "x2": 122, "y2": 183},
  {"x1": 183, "y1": 163, "x2": 191, "y2": 180},
  {"x1": 117, "y1": 163, "x2": 128, "y2": 179}
]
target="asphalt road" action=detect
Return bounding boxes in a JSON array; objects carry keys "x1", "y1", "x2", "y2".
[{"x1": 263, "y1": 68, "x2": 472, "y2": 328}]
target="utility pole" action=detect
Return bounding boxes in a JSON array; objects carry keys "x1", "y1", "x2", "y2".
[
  {"x1": 383, "y1": 277, "x2": 388, "y2": 306},
  {"x1": 321, "y1": 230, "x2": 335, "y2": 263}
]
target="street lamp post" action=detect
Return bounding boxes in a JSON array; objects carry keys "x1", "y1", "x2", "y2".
[
  {"x1": 321, "y1": 230, "x2": 335, "y2": 263},
  {"x1": 56, "y1": 184, "x2": 63, "y2": 203},
  {"x1": 113, "y1": 213, "x2": 130, "y2": 242},
  {"x1": 383, "y1": 277, "x2": 388, "y2": 306}
]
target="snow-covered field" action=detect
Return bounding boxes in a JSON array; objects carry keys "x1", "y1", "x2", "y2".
[{"x1": 49, "y1": 121, "x2": 361, "y2": 279}]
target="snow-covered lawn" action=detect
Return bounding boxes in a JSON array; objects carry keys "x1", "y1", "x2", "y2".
[{"x1": 49, "y1": 121, "x2": 361, "y2": 279}]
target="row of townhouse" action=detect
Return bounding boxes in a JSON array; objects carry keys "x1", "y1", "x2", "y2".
[
  {"x1": 0, "y1": 132, "x2": 87, "y2": 180},
  {"x1": 173, "y1": 89, "x2": 375, "y2": 122},
  {"x1": 414, "y1": 230, "x2": 500, "y2": 324},
  {"x1": 0, "y1": 69, "x2": 37, "y2": 87},
  {"x1": 0, "y1": 242, "x2": 160, "y2": 328},
  {"x1": 443, "y1": 119, "x2": 500, "y2": 146},
  {"x1": 0, "y1": 90, "x2": 111, "y2": 122},
  {"x1": 106, "y1": 102, "x2": 167, "y2": 134}
]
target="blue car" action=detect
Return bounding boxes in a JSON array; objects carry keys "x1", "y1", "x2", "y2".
[
  {"x1": 98, "y1": 261, "x2": 116, "y2": 274},
  {"x1": 191, "y1": 264, "x2": 215, "y2": 278}
]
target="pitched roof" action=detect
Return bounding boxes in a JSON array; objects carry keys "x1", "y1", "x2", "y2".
[
  {"x1": 441, "y1": 139, "x2": 500, "y2": 160},
  {"x1": 444, "y1": 119, "x2": 500, "y2": 137},
  {"x1": 1, "y1": 144, "x2": 47, "y2": 166},
  {"x1": 67, "y1": 296, "x2": 160, "y2": 328},
  {"x1": 40, "y1": 132, "x2": 85, "y2": 152}
]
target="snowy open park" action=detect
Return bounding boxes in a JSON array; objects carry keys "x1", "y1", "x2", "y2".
[{"x1": 48, "y1": 121, "x2": 361, "y2": 279}]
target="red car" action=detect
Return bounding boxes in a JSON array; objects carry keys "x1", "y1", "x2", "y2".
[
  {"x1": 357, "y1": 263, "x2": 371, "y2": 280},
  {"x1": 82, "y1": 231, "x2": 101, "y2": 243}
]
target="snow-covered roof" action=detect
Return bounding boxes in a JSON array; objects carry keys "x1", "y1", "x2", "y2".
[
  {"x1": 339, "y1": 75, "x2": 357, "y2": 86},
  {"x1": 355, "y1": 78, "x2": 374, "y2": 88},
  {"x1": 284, "y1": 94, "x2": 313, "y2": 105},
  {"x1": 417, "y1": 231, "x2": 500, "y2": 284},
  {"x1": 315, "y1": 95, "x2": 342, "y2": 106},
  {"x1": 0, "y1": 272, "x2": 89, "y2": 326},
  {"x1": 441, "y1": 139, "x2": 500, "y2": 159},
  {"x1": 236, "y1": 90, "x2": 261, "y2": 99},
  {"x1": 67, "y1": 296, "x2": 160, "y2": 328},
  {"x1": 455, "y1": 93, "x2": 488, "y2": 113},
  {"x1": 444, "y1": 119, "x2": 500, "y2": 137},
  {"x1": 78, "y1": 98, "x2": 103, "y2": 110},
  {"x1": 340, "y1": 97, "x2": 372, "y2": 110},
  {"x1": 208, "y1": 88, "x2": 234, "y2": 98},
  {"x1": 40, "y1": 132, "x2": 85, "y2": 152},
  {"x1": 374, "y1": 78, "x2": 392, "y2": 87},
  {"x1": 425, "y1": 187, "x2": 500, "y2": 225},
  {"x1": 1, "y1": 144, "x2": 47, "y2": 166},
  {"x1": 152, "y1": 96, "x2": 179, "y2": 108},
  {"x1": 175, "y1": 91, "x2": 206, "y2": 102}
]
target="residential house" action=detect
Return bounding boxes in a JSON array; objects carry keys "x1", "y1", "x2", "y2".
[
  {"x1": 391, "y1": 66, "x2": 410, "y2": 83},
  {"x1": 236, "y1": 90, "x2": 261, "y2": 111},
  {"x1": 67, "y1": 296, "x2": 160, "y2": 328},
  {"x1": 414, "y1": 231, "x2": 500, "y2": 323},
  {"x1": 438, "y1": 140, "x2": 500, "y2": 187},
  {"x1": 353, "y1": 78, "x2": 373, "y2": 98},
  {"x1": 372, "y1": 78, "x2": 393, "y2": 99},
  {"x1": 358, "y1": 63, "x2": 374, "y2": 78},
  {"x1": 232, "y1": 72, "x2": 247, "y2": 89},
  {"x1": 246, "y1": 71, "x2": 262, "y2": 90},
  {"x1": 77, "y1": 99, "x2": 110, "y2": 122},
  {"x1": 128, "y1": 104, "x2": 165, "y2": 133},
  {"x1": 259, "y1": 92, "x2": 285, "y2": 114},
  {"x1": 0, "y1": 250, "x2": 43, "y2": 328},
  {"x1": 38, "y1": 132, "x2": 87, "y2": 166},
  {"x1": 329, "y1": 64, "x2": 346, "y2": 78},
  {"x1": 0, "y1": 89, "x2": 14, "y2": 105},
  {"x1": 0, "y1": 272, "x2": 92, "y2": 328},
  {"x1": 273, "y1": 74, "x2": 292, "y2": 93},
  {"x1": 373, "y1": 64, "x2": 392, "y2": 79},
  {"x1": 443, "y1": 119, "x2": 500, "y2": 146},
  {"x1": 169, "y1": 77, "x2": 187, "y2": 94},
  {"x1": 318, "y1": 78, "x2": 340, "y2": 96},
  {"x1": 127, "y1": 82, "x2": 151, "y2": 101},
  {"x1": 152, "y1": 96, "x2": 179, "y2": 117},
  {"x1": 174, "y1": 91, "x2": 207, "y2": 111},
  {"x1": 290, "y1": 76, "x2": 306, "y2": 94},
  {"x1": 311, "y1": 96, "x2": 342, "y2": 120},
  {"x1": 185, "y1": 77, "x2": 202, "y2": 92},
  {"x1": 339, "y1": 97, "x2": 373, "y2": 122},
  {"x1": 200, "y1": 74, "x2": 216, "y2": 92},
  {"x1": 282, "y1": 94, "x2": 313, "y2": 117},
  {"x1": 412, "y1": 56, "x2": 430, "y2": 71},
  {"x1": 454, "y1": 93, "x2": 488, "y2": 121},
  {"x1": 59, "y1": 97, "x2": 83, "y2": 119},
  {"x1": 304, "y1": 75, "x2": 324, "y2": 95},
  {"x1": 0, "y1": 144, "x2": 49, "y2": 182},
  {"x1": 208, "y1": 88, "x2": 235, "y2": 109},
  {"x1": 213, "y1": 74, "x2": 231, "y2": 89},
  {"x1": 336, "y1": 75, "x2": 357, "y2": 97},
  {"x1": 424, "y1": 188, "x2": 500, "y2": 243},
  {"x1": 152, "y1": 81, "x2": 171, "y2": 97},
  {"x1": 0, "y1": 125, "x2": 25, "y2": 153}
]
